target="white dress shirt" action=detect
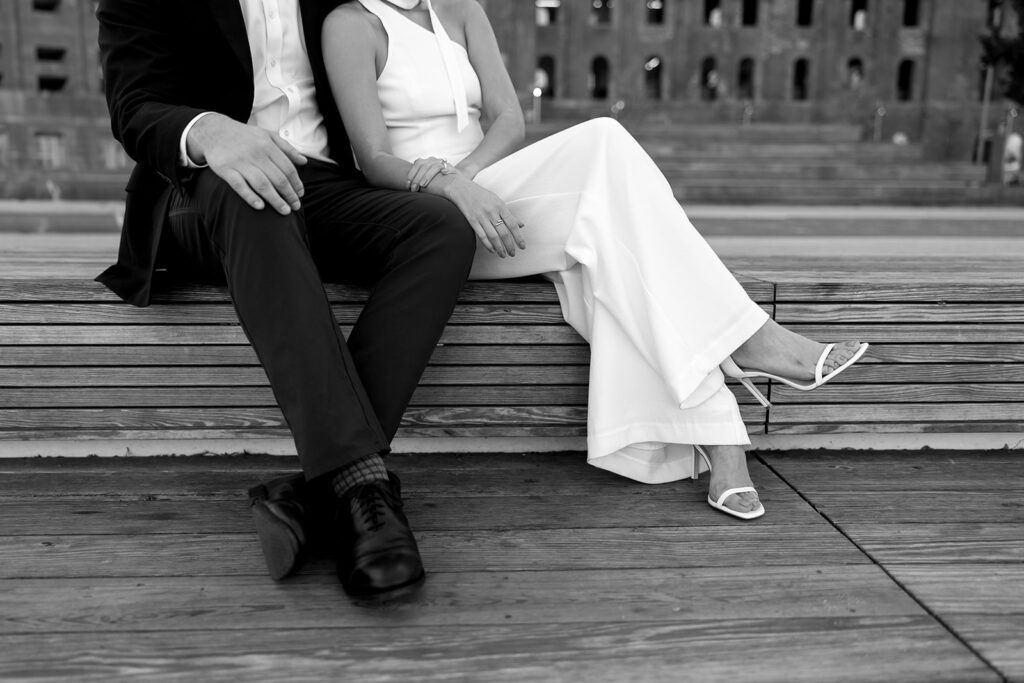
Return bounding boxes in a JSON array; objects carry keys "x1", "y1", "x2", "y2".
[{"x1": 179, "y1": 0, "x2": 331, "y2": 167}]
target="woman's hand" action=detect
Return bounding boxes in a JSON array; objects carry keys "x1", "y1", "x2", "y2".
[
  {"x1": 407, "y1": 157, "x2": 450, "y2": 192},
  {"x1": 438, "y1": 174, "x2": 525, "y2": 257}
]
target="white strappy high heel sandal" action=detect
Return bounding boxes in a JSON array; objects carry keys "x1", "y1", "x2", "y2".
[
  {"x1": 692, "y1": 445, "x2": 765, "y2": 521},
  {"x1": 720, "y1": 342, "x2": 869, "y2": 408}
]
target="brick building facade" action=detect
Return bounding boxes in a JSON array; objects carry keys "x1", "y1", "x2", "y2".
[{"x1": 0, "y1": 0, "x2": 1012, "y2": 199}]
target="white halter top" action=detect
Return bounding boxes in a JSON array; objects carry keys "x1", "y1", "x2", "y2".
[{"x1": 355, "y1": 0, "x2": 484, "y2": 164}]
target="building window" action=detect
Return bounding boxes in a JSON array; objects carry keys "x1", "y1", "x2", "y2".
[
  {"x1": 797, "y1": 0, "x2": 813, "y2": 26},
  {"x1": 902, "y1": 0, "x2": 920, "y2": 27},
  {"x1": 737, "y1": 57, "x2": 755, "y2": 100},
  {"x1": 701, "y1": 57, "x2": 720, "y2": 100},
  {"x1": 897, "y1": 59, "x2": 915, "y2": 100},
  {"x1": 644, "y1": 56, "x2": 663, "y2": 99},
  {"x1": 742, "y1": 0, "x2": 758, "y2": 26},
  {"x1": 850, "y1": 0, "x2": 868, "y2": 30},
  {"x1": 535, "y1": 0, "x2": 560, "y2": 26},
  {"x1": 792, "y1": 58, "x2": 810, "y2": 100},
  {"x1": 38, "y1": 76, "x2": 68, "y2": 92},
  {"x1": 35, "y1": 132, "x2": 66, "y2": 169},
  {"x1": 988, "y1": 0, "x2": 1003, "y2": 29},
  {"x1": 704, "y1": 0, "x2": 722, "y2": 27},
  {"x1": 535, "y1": 55, "x2": 555, "y2": 97},
  {"x1": 590, "y1": 56, "x2": 610, "y2": 99},
  {"x1": 646, "y1": 0, "x2": 665, "y2": 24},
  {"x1": 591, "y1": 0, "x2": 613, "y2": 26},
  {"x1": 33, "y1": 0, "x2": 61, "y2": 10},
  {"x1": 36, "y1": 46, "x2": 67, "y2": 62},
  {"x1": 847, "y1": 57, "x2": 864, "y2": 89}
]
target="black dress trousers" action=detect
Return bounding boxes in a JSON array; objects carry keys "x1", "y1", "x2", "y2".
[{"x1": 165, "y1": 159, "x2": 476, "y2": 480}]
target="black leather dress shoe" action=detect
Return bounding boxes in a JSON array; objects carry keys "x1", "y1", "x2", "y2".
[
  {"x1": 248, "y1": 473, "x2": 312, "y2": 580},
  {"x1": 335, "y1": 472, "x2": 425, "y2": 600}
]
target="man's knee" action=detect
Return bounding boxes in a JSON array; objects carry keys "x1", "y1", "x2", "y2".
[
  {"x1": 409, "y1": 195, "x2": 476, "y2": 264},
  {"x1": 192, "y1": 169, "x2": 305, "y2": 241}
]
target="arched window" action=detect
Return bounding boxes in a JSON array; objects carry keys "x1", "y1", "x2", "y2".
[
  {"x1": 902, "y1": 0, "x2": 920, "y2": 27},
  {"x1": 646, "y1": 0, "x2": 665, "y2": 24},
  {"x1": 796, "y1": 0, "x2": 813, "y2": 26},
  {"x1": 590, "y1": 56, "x2": 610, "y2": 99},
  {"x1": 847, "y1": 57, "x2": 864, "y2": 89},
  {"x1": 897, "y1": 59, "x2": 915, "y2": 101},
  {"x1": 850, "y1": 0, "x2": 868, "y2": 30},
  {"x1": 988, "y1": 0, "x2": 1003, "y2": 29},
  {"x1": 644, "y1": 55, "x2": 664, "y2": 99},
  {"x1": 536, "y1": 55, "x2": 555, "y2": 98},
  {"x1": 737, "y1": 57, "x2": 755, "y2": 100},
  {"x1": 591, "y1": 0, "x2": 613, "y2": 26},
  {"x1": 704, "y1": 0, "x2": 722, "y2": 26},
  {"x1": 701, "y1": 56, "x2": 719, "y2": 100},
  {"x1": 792, "y1": 58, "x2": 810, "y2": 101},
  {"x1": 742, "y1": 0, "x2": 758, "y2": 26}
]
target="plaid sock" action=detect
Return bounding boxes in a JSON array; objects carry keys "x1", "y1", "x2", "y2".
[{"x1": 331, "y1": 453, "x2": 389, "y2": 498}]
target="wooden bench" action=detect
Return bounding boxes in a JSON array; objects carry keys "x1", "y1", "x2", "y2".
[{"x1": 2, "y1": 234, "x2": 1023, "y2": 452}]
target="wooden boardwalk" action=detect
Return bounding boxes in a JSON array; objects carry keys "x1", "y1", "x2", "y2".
[{"x1": 1, "y1": 450, "x2": 1021, "y2": 682}]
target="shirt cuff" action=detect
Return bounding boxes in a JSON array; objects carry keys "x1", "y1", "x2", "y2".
[{"x1": 179, "y1": 112, "x2": 216, "y2": 168}]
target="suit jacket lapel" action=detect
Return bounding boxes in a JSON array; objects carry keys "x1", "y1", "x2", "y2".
[{"x1": 205, "y1": 0, "x2": 253, "y2": 78}]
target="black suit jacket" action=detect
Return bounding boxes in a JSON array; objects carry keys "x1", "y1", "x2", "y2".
[{"x1": 96, "y1": 0, "x2": 351, "y2": 305}]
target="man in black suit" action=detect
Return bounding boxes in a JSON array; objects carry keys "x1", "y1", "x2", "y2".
[{"x1": 96, "y1": 0, "x2": 477, "y2": 599}]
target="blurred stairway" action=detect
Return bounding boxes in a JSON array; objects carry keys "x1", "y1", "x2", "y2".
[{"x1": 525, "y1": 121, "x2": 1016, "y2": 206}]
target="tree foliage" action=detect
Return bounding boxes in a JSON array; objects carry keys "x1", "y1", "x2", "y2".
[{"x1": 981, "y1": 0, "x2": 1024, "y2": 104}]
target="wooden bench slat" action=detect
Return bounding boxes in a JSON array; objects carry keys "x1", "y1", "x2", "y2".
[
  {"x1": 769, "y1": 403, "x2": 1024, "y2": 424},
  {"x1": 0, "y1": 384, "x2": 768, "y2": 407},
  {"x1": 0, "y1": 325, "x2": 588, "y2": 345},
  {"x1": 0, "y1": 344, "x2": 594, "y2": 366},
  {"x1": 4, "y1": 364, "x2": 1023, "y2": 386},
  {"x1": 776, "y1": 303, "x2": 1024, "y2": 324},
  {"x1": 0, "y1": 277, "x2": 775, "y2": 304},
  {"x1": 787, "y1": 324, "x2": 1024, "y2": 343},
  {"x1": 0, "y1": 303, "x2": 571, "y2": 325},
  {"x1": 770, "y1": 383, "x2": 1024, "y2": 404},
  {"x1": 774, "y1": 283, "x2": 1024, "y2": 303}
]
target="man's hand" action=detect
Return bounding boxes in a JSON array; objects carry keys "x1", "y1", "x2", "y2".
[{"x1": 186, "y1": 114, "x2": 307, "y2": 215}]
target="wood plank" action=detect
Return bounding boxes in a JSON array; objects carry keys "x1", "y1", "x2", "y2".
[
  {"x1": 787, "y1": 491, "x2": 1024, "y2": 524},
  {"x1": 767, "y1": 403, "x2": 1024, "y2": 427},
  {"x1": 0, "y1": 344, "x2": 593, "y2": 366},
  {"x1": 0, "y1": 489, "x2": 819, "y2": 534},
  {"x1": 769, "y1": 384, "x2": 1024, "y2": 404},
  {"x1": 0, "y1": 454, "x2": 782, "y2": 498},
  {"x1": 840, "y1": 523, "x2": 1024, "y2": 564},
  {"x1": 787, "y1": 324, "x2": 1024, "y2": 343},
  {"x1": 0, "y1": 276, "x2": 775, "y2": 303},
  {"x1": 0, "y1": 619, "x2": 994, "y2": 683},
  {"x1": 4, "y1": 343, "x2": 1021, "y2": 367},
  {"x1": 0, "y1": 303, "x2": 571, "y2": 325},
  {"x1": 0, "y1": 384, "x2": 771, "y2": 408},
  {"x1": 774, "y1": 282, "x2": 1024, "y2": 303},
  {"x1": 0, "y1": 527, "x2": 870, "y2": 579},
  {"x1": 0, "y1": 366, "x2": 593, "y2": 387},
  {"x1": 761, "y1": 451, "x2": 1024, "y2": 493},
  {"x1": 776, "y1": 303, "x2": 1024, "y2": 324},
  {"x1": 0, "y1": 566, "x2": 920, "y2": 633},
  {"x1": 0, "y1": 324, "x2": 588, "y2": 345},
  {"x1": 882, "y1": 564, "x2": 1024, "y2": 681}
]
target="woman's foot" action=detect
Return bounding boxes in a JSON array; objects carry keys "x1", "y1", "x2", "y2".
[
  {"x1": 701, "y1": 445, "x2": 761, "y2": 515},
  {"x1": 731, "y1": 318, "x2": 863, "y2": 382}
]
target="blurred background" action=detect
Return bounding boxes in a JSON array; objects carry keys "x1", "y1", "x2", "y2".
[{"x1": 0, "y1": 0, "x2": 1022, "y2": 226}]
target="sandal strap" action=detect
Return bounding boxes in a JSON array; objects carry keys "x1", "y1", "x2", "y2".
[
  {"x1": 815, "y1": 343, "x2": 836, "y2": 384},
  {"x1": 714, "y1": 486, "x2": 758, "y2": 507}
]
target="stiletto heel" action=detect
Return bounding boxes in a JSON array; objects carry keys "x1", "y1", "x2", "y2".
[
  {"x1": 693, "y1": 445, "x2": 765, "y2": 521},
  {"x1": 721, "y1": 342, "x2": 869, "y2": 406}
]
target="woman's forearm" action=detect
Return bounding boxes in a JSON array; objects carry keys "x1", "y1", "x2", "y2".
[{"x1": 455, "y1": 108, "x2": 525, "y2": 179}]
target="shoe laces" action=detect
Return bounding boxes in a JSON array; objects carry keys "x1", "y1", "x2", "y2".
[{"x1": 352, "y1": 484, "x2": 397, "y2": 532}]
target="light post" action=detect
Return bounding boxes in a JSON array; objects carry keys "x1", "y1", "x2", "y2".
[{"x1": 532, "y1": 87, "x2": 543, "y2": 124}]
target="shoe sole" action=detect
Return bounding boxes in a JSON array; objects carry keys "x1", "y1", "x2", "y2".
[
  {"x1": 251, "y1": 501, "x2": 303, "y2": 580},
  {"x1": 344, "y1": 570, "x2": 427, "y2": 603}
]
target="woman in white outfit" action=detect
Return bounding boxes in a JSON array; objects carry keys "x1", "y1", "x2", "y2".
[{"x1": 321, "y1": 0, "x2": 868, "y2": 519}]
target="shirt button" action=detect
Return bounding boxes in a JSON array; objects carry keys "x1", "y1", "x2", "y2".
[
  {"x1": 270, "y1": 59, "x2": 277, "y2": 67},
  {"x1": 282, "y1": 130, "x2": 290, "y2": 138}
]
